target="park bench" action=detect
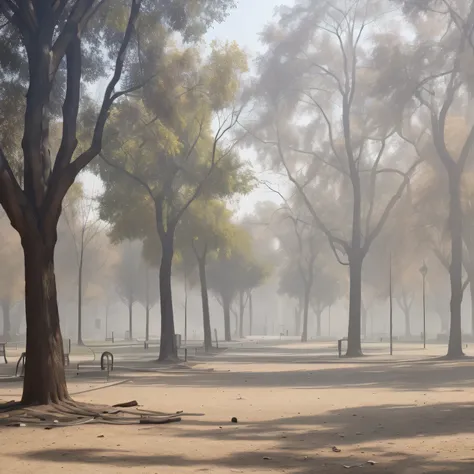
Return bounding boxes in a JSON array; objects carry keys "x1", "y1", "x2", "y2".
[
  {"x1": 0, "y1": 343, "x2": 7, "y2": 364},
  {"x1": 15, "y1": 338, "x2": 71, "y2": 377},
  {"x1": 337, "y1": 337, "x2": 348, "y2": 357}
]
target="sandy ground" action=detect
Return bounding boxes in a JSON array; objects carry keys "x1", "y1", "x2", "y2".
[{"x1": 1, "y1": 340, "x2": 474, "y2": 473}]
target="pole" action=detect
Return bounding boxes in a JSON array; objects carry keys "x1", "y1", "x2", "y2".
[
  {"x1": 423, "y1": 272, "x2": 426, "y2": 349},
  {"x1": 328, "y1": 305, "x2": 331, "y2": 337},
  {"x1": 184, "y1": 265, "x2": 188, "y2": 346},
  {"x1": 105, "y1": 297, "x2": 109, "y2": 341},
  {"x1": 389, "y1": 253, "x2": 393, "y2": 356}
]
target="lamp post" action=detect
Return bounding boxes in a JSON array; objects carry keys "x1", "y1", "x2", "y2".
[{"x1": 419, "y1": 262, "x2": 428, "y2": 349}]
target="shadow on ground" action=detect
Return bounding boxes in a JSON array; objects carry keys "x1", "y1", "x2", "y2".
[{"x1": 20, "y1": 401, "x2": 474, "y2": 473}]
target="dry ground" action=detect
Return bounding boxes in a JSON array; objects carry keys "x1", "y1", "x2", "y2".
[{"x1": 1, "y1": 340, "x2": 474, "y2": 473}]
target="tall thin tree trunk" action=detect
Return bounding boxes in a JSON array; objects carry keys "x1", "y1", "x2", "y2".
[
  {"x1": 361, "y1": 301, "x2": 367, "y2": 339},
  {"x1": 158, "y1": 235, "x2": 177, "y2": 362},
  {"x1": 239, "y1": 291, "x2": 244, "y2": 339},
  {"x1": 346, "y1": 251, "x2": 363, "y2": 357},
  {"x1": 301, "y1": 286, "x2": 310, "y2": 342},
  {"x1": 295, "y1": 304, "x2": 302, "y2": 337},
  {"x1": 447, "y1": 174, "x2": 464, "y2": 358},
  {"x1": 198, "y1": 256, "x2": 212, "y2": 352},
  {"x1": 77, "y1": 249, "x2": 84, "y2": 346},
  {"x1": 1, "y1": 300, "x2": 11, "y2": 342},
  {"x1": 470, "y1": 281, "x2": 474, "y2": 336},
  {"x1": 128, "y1": 300, "x2": 133, "y2": 340},
  {"x1": 404, "y1": 309, "x2": 411, "y2": 338},
  {"x1": 223, "y1": 295, "x2": 231, "y2": 342},
  {"x1": 248, "y1": 291, "x2": 253, "y2": 336},
  {"x1": 21, "y1": 236, "x2": 69, "y2": 405},
  {"x1": 316, "y1": 309, "x2": 322, "y2": 337},
  {"x1": 145, "y1": 267, "x2": 150, "y2": 342}
]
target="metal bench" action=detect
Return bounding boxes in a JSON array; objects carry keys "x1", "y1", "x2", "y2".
[
  {"x1": 0, "y1": 343, "x2": 7, "y2": 364},
  {"x1": 338, "y1": 337, "x2": 348, "y2": 357}
]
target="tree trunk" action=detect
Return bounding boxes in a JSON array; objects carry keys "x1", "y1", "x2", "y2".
[
  {"x1": 447, "y1": 174, "x2": 464, "y2": 358},
  {"x1": 158, "y1": 235, "x2": 177, "y2": 362},
  {"x1": 21, "y1": 236, "x2": 69, "y2": 405},
  {"x1": 248, "y1": 291, "x2": 253, "y2": 336},
  {"x1": 223, "y1": 295, "x2": 231, "y2": 342},
  {"x1": 471, "y1": 281, "x2": 474, "y2": 336},
  {"x1": 77, "y1": 251, "x2": 84, "y2": 345},
  {"x1": 346, "y1": 251, "x2": 363, "y2": 357},
  {"x1": 128, "y1": 300, "x2": 133, "y2": 340},
  {"x1": 145, "y1": 268, "x2": 150, "y2": 342},
  {"x1": 1, "y1": 300, "x2": 11, "y2": 342},
  {"x1": 404, "y1": 308, "x2": 411, "y2": 338},
  {"x1": 198, "y1": 257, "x2": 213, "y2": 352},
  {"x1": 301, "y1": 287, "x2": 310, "y2": 342},
  {"x1": 361, "y1": 301, "x2": 367, "y2": 339},
  {"x1": 294, "y1": 304, "x2": 302, "y2": 337},
  {"x1": 239, "y1": 291, "x2": 244, "y2": 339},
  {"x1": 316, "y1": 309, "x2": 322, "y2": 337}
]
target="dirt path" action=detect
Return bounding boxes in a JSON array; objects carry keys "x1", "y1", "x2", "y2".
[{"x1": 1, "y1": 341, "x2": 474, "y2": 473}]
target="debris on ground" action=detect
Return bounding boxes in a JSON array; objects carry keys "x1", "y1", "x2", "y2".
[
  {"x1": 332, "y1": 446, "x2": 342, "y2": 453},
  {"x1": 231, "y1": 417, "x2": 238, "y2": 423},
  {"x1": 343, "y1": 461, "x2": 377, "y2": 469}
]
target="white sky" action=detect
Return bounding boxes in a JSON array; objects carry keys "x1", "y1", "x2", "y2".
[{"x1": 82, "y1": 0, "x2": 293, "y2": 216}]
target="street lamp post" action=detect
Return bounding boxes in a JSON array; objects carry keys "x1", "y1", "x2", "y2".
[{"x1": 419, "y1": 262, "x2": 428, "y2": 349}]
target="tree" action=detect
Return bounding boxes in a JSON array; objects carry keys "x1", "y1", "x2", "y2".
[
  {"x1": 252, "y1": 0, "x2": 420, "y2": 356},
  {"x1": 0, "y1": 0, "x2": 236, "y2": 406},
  {"x1": 63, "y1": 184, "x2": 105, "y2": 345},
  {"x1": 98, "y1": 41, "x2": 250, "y2": 361},
  {"x1": 207, "y1": 225, "x2": 268, "y2": 341},
  {"x1": 0, "y1": 212, "x2": 23, "y2": 341},
  {"x1": 177, "y1": 199, "x2": 236, "y2": 351},
  {"x1": 115, "y1": 240, "x2": 142, "y2": 340},
  {"x1": 135, "y1": 261, "x2": 159, "y2": 343},
  {"x1": 379, "y1": 1, "x2": 474, "y2": 357}
]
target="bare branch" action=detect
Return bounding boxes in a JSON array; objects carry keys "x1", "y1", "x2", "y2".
[{"x1": 99, "y1": 152, "x2": 155, "y2": 201}]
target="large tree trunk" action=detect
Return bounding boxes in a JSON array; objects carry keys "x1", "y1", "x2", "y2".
[
  {"x1": 223, "y1": 295, "x2": 231, "y2": 342},
  {"x1": 447, "y1": 174, "x2": 464, "y2": 358},
  {"x1": 198, "y1": 257, "x2": 212, "y2": 352},
  {"x1": 158, "y1": 235, "x2": 177, "y2": 362},
  {"x1": 77, "y1": 251, "x2": 84, "y2": 345},
  {"x1": 21, "y1": 236, "x2": 69, "y2": 405},
  {"x1": 1, "y1": 300, "x2": 11, "y2": 342},
  {"x1": 346, "y1": 251, "x2": 363, "y2": 357},
  {"x1": 239, "y1": 291, "x2": 244, "y2": 339},
  {"x1": 248, "y1": 291, "x2": 253, "y2": 336}
]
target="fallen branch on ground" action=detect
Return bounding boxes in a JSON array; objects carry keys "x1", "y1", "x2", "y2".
[{"x1": 0, "y1": 400, "x2": 188, "y2": 427}]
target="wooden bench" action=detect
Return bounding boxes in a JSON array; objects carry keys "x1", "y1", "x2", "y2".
[
  {"x1": 337, "y1": 337, "x2": 348, "y2": 358},
  {"x1": 0, "y1": 343, "x2": 7, "y2": 364}
]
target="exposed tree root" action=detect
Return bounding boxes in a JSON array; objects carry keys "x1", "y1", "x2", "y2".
[{"x1": 0, "y1": 399, "x2": 188, "y2": 428}]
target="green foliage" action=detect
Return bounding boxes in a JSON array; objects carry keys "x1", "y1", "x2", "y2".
[
  {"x1": 97, "y1": 40, "x2": 252, "y2": 256},
  {"x1": 206, "y1": 223, "x2": 270, "y2": 301}
]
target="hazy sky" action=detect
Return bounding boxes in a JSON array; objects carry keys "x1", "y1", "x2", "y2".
[{"x1": 83, "y1": 1, "x2": 293, "y2": 214}]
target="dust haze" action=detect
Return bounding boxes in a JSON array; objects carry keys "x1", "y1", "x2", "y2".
[{"x1": 1, "y1": 0, "x2": 474, "y2": 472}]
